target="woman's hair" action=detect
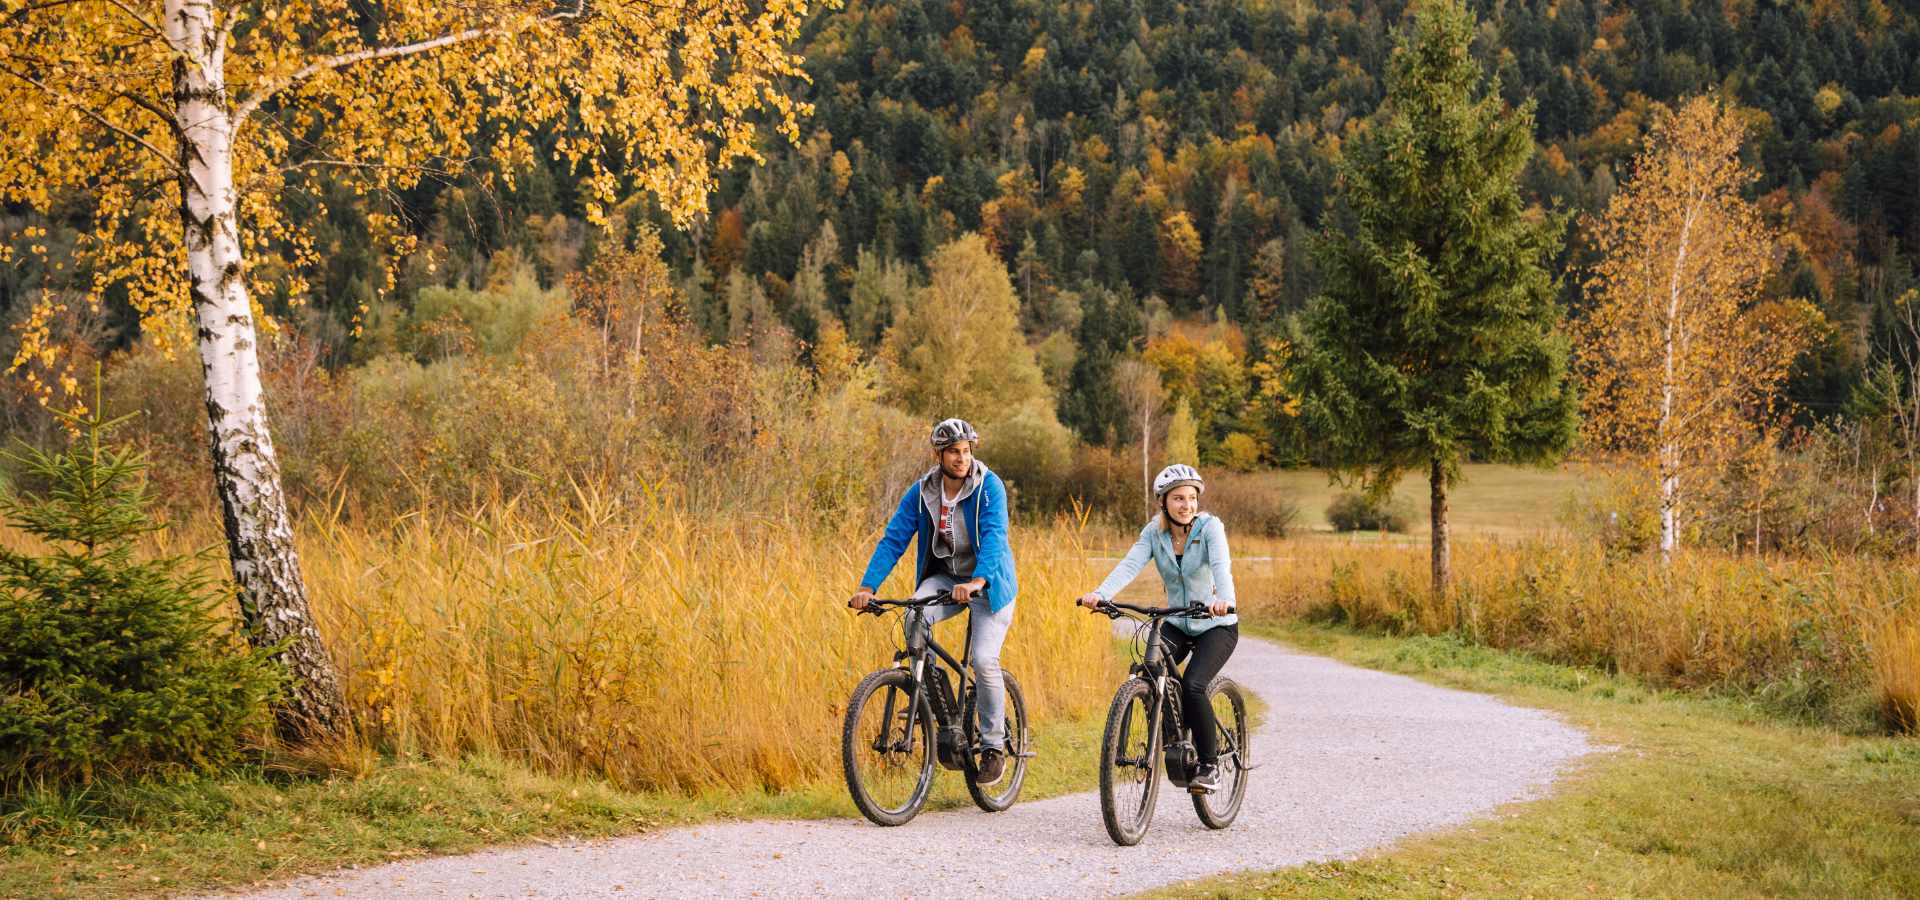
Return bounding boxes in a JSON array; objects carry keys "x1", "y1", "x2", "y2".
[{"x1": 1156, "y1": 488, "x2": 1204, "y2": 533}]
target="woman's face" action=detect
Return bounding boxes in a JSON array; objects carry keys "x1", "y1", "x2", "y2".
[{"x1": 1165, "y1": 485, "x2": 1199, "y2": 525}]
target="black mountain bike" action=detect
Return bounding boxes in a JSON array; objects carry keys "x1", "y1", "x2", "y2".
[
  {"x1": 1087, "y1": 599, "x2": 1251, "y2": 846},
  {"x1": 841, "y1": 591, "x2": 1032, "y2": 826}
]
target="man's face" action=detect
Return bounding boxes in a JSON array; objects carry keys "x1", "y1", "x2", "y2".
[
  {"x1": 938, "y1": 442, "x2": 974, "y2": 479},
  {"x1": 1165, "y1": 485, "x2": 1200, "y2": 524}
]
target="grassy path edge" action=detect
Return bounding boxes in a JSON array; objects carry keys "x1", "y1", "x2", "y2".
[
  {"x1": 6, "y1": 698, "x2": 1112, "y2": 899},
  {"x1": 1134, "y1": 621, "x2": 1920, "y2": 899}
]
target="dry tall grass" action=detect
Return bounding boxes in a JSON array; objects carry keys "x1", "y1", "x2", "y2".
[
  {"x1": 1231, "y1": 537, "x2": 1920, "y2": 731},
  {"x1": 291, "y1": 491, "x2": 1117, "y2": 792},
  {"x1": 1877, "y1": 620, "x2": 1920, "y2": 732}
]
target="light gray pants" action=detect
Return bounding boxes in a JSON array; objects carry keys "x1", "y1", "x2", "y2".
[{"x1": 910, "y1": 574, "x2": 1013, "y2": 747}]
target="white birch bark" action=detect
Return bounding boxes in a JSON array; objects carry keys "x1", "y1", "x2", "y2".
[
  {"x1": 1656, "y1": 192, "x2": 1703, "y2": 565},
  {"x1": 167, "y1": 0, "x2": 346, "y2": 738}
]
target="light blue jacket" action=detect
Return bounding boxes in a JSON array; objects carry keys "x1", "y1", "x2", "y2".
[{"x1": 1093, "y1": 513, "x2": 1237, "y2": 635}]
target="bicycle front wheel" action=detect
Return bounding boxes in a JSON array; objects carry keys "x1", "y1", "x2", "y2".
[
  {"x1": 1098, "y1": 677, "x2": 1161, "y2": 846},
  {"x1": 1191, "y1": 676, "x2": 1249, "y2": 829},
  {"x1": 842, "y1": 668, "x2": 935, "y2": 826},
  {"x1": 964, "y1": 672, "x2": 1029, "y2": 812}
]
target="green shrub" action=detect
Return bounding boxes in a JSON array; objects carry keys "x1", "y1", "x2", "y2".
[
  {"x1": 1205, "y1": 471, "x2": 1298, "y2": 538},
  {"x1": 405, "y1": 268, "x2": 570, "y2": 360},
  {"x1": 1558, "y1": 465, "x2": 1661, "y2": 558},
  {"x1": 0, "y1": 405, "x2": 281, "y2": 786},
  {"x1": 1213, "y1": 432, "x2": 1265, "y2": 472},
  {"x1": 1327, "y1": 491, "x2": 1409, "y2": 532},
  {"x1": 985, "y1": 401, "x2": 1075, "y2": 509}
]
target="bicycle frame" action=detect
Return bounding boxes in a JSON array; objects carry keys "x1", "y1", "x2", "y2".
[
  {"x1": 866, "y1": 598, "x2": 979, "y2": 770},
  {"x1": 1129, "y1": 616, "x2": 1189, "y2": 783},
  {"x1": 1101, "y1": 600, "x2": 1241, "y2": 784}
]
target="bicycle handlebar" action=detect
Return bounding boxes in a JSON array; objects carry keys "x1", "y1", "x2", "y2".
[
  {"x1": 852, "y1": 588, "x2": 985, "y2": 615},
  {"x1": 1090, "y1": 599, "x2": 1234, "y2": 620}
]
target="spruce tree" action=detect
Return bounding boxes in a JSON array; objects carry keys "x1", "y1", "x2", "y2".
[
  {"x1": 1293, "y1": 0, "x2": 1577, "y2": 602},
  {"x1": 0, "y1": 396, "x2": 281, "y2": 785}
]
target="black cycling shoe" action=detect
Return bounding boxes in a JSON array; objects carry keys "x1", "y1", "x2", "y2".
[
  {"x1": 1187, "y1": 762, "x2": 1221, "y2": 794},
  {"x1": 973, "y1": 748, "x2": 1006, "y2": 785}
]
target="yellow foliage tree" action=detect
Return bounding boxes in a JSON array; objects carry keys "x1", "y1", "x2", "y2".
[
  {"x1": 1157, "y1": 211, "x2": 1203, "y2": 303},
  {"x1": 1576, "y1": 95, "x2": 1821, "y2": 562},
  {"x1": 881, "y1": 233, "x2": 1047, "y2": 422},
  {"x1": 0, "y1": 0, "x2": 822, "y2": 738}
]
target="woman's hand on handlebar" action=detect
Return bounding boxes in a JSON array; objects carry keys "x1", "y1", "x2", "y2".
[
  {"x1": 1076, "y1": 592, "x2": 1105, "y2": 609},
  {"x1": 848, "y1": 588, "x2": 875, "y2": 610},
  {"x1": 1207, "y1": 599, "x2": 1232, "y2": 617}
]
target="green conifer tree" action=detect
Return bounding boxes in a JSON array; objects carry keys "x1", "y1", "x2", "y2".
[
  {"x1": 0, "y1": 393, "x2": 282, "y2": 785},
  {"x1": 1294, "y1": 0, "x2": 1577, "y2": 602}
]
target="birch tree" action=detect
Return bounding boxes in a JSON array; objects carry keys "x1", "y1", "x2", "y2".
[
  {"x1": 1114, "y1": 358, "x2": 1166, "y2": 516},
  {"x1": 0, "y1": 0, "x2": 820, "y2": 738},
  {"x1": 1576, "y1": 95, "x2": 1820, "y2": 563}
]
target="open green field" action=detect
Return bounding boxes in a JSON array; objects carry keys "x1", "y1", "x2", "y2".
[
  {"x1": 1248, "y1": 463, "x2": 1585, "y2": 539},
  {"x1": 1143, "y1": 622, "x2": 1920, "y2": 899}
]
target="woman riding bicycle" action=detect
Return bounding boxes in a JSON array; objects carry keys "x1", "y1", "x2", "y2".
[{"x1": 1077, "y1": 463, "x2": 1238, "y2": 793}]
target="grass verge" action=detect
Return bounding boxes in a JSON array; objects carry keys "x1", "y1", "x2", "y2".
[
  {"x1": 4, "y1": 698, "x2": 1107, "y2": 899},
  {"x1": 1141, "y1": 621, "x2": 1920, "y2": 899}
]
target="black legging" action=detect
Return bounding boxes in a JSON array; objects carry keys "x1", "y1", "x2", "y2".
[{"x1": 1161, "y1": 623, "x2": 1239, "y2": 764}]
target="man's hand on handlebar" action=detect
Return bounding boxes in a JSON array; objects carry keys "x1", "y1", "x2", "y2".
[
  {"x1": 950, "y1": 578, "x2": 987, "y2": 605},
  {"x1": 1076, "y1": 592, "x2": 1106, "y2": 610},
  {"x1": 848, "y1": 588, "x2": 875, "y2": 611}
]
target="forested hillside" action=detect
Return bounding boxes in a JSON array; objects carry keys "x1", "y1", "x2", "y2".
[{"x1": 5, "y1": 0, "x2": 1919, "y2": 456}]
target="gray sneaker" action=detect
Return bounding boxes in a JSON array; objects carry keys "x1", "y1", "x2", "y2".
[
  {"x1": 1187, "y1": 762, "x2": 1221, "y2": 794},
  {"x1": 973, "y1": 748, "x2": 1006, "y2": 785}
]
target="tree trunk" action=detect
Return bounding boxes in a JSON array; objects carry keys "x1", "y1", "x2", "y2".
[
  {"x1": 1430, "y1": 457, "x2": 1452, "y2": 614},
  {"x1": 1140, "y1": 403, "x2": 1152, "y2": 517},
  {"x1": 169, "y1": 0, "x2": 347, "y2": 740},
  {"x1": 1659, "y1": 460, "x2": 1679, "y2": 565},
  {"x1": 1867, "y1": 461, "x2": 1879, "y2": 539},
  {"x1": 1658, "y1": 203, "x2": 1690, "y2": 567},
  {"x1": 1656, "y1": 434, "x2": 1680, "y2": 562}
]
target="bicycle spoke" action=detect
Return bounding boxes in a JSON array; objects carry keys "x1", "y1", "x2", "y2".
[
  {"x1": 1192, "y1": 679, "x2": 1248, "y2": 829},
  {"x1": 843, "y1": 671, "x2": 934, "y2": 825}
]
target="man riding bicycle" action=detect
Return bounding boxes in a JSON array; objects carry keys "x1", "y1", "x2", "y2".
[{"x1": 849, "y1": 418, "x2": 1019, "y2": 785}]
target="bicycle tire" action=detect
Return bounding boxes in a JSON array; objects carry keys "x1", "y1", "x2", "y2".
[
  {"x1": 963, "y1": 672, "x2": 1030, "y2": 811},
  {"x1": 1190, "y1": 676, "x2": 1249, "y2": 829},
  {"x1": 1098, "y1": 677, "x2": 1161, "y2": 846},
  {"x1": 842, "y1": 667, "x2": 936, "y2": 826}
]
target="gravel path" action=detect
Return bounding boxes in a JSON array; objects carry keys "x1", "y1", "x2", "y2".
[{"x1": 224, "y1": 635, "x2": 1591, "y2": 899}]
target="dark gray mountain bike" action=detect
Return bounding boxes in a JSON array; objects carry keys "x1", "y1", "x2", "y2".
[
  {"x1": 1086, "y1": 599, "x2": 1250, "y2": 846},
  {"x1": 842, "y1": 590, "x2": 1032, "y2": 826}
]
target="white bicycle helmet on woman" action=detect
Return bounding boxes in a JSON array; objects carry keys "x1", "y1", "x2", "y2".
[{"x1": 1153, "y1": 463, "x2": 1205, "y2": 497}]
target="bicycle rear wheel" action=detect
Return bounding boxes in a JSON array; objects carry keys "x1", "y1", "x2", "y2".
[
  {"x1": 1099, "y1": 677, "x2": 1161, "y2": 846},
  {"x1": 964, "y1": 672, "x2": 1029, "y2": 811},
  {"x1": 1191, "y1": 676, "x2": 1249, "y2": 829},
  {"x1": 842, "y1": 668, "x2": 935, "y2": 826}
]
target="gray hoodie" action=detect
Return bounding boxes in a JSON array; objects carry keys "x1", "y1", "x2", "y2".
[{"x1": 919, "y1": 459, "x2": 985, "y2": 578}]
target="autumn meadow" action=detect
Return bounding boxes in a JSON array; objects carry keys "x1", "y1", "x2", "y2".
[{"x1": 4, "y1": 0, "x2": 1920, "y2": 896}]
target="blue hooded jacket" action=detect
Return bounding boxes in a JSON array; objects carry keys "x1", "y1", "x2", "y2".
[{"x1": 858, "y1": 463, "x2": 1018, "y2": 612}]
